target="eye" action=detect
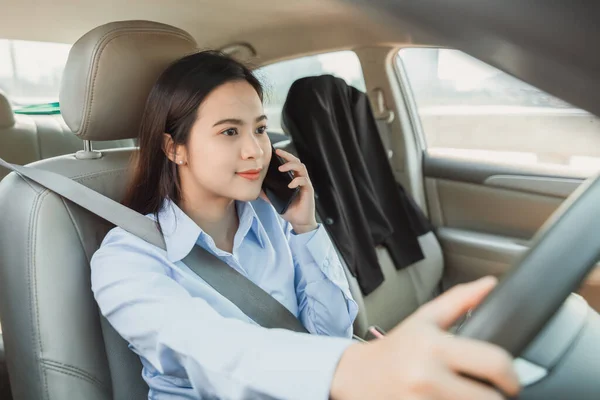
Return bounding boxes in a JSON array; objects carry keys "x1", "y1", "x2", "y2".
[
  {"x1": 221, "y1": 128, "x2": 238, "y2": 137},
  {"x1": 256, "y1": 125, "x2": 267, "y2": 135}
]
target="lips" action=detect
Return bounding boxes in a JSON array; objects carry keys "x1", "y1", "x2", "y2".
[{"x1": 236, "y1": 168, "x2": 262, "y2": 181}]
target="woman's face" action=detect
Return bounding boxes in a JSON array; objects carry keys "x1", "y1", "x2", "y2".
[{"x1": 177, "y1": 80, "x2": 272, "y2": 204}]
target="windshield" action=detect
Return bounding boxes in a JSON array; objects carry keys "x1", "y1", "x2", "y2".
[{"x1": 0, "y1": 39, "x2": 71, "y2": 109}]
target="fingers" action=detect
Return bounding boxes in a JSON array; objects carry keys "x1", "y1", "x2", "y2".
[
  {"x1": 416, "y1": 276, "x2": 497, "y2": 329},
  {"x1": 279, "y1": 161, "x2": 307, "y2": 177},
  {"x1": 275, "y1": 148, "x2": 300, "y2": 163},
  {"x1": 289, "y1": 176, "x2": 310, "y2": 189},
  {"x1": 275, "y1": 149, "x2": 311, "y2": 179},
  {"x1": 440, "y1": 336, "x2": 520, "y2": 397},
  {"x1": 436, "y1": 373, "x2": 506, "y2": 400},
  {"x1": 411, "y1": 277, "x2": 519, "y2": 397}
]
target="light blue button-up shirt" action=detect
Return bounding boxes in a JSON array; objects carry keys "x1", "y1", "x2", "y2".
[{"x1": 91, "y1": 198, "x2": 358, "y2": 399}]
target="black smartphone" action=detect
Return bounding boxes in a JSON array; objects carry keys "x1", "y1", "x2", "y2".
[{"x1": 262, "y1": 147, "x2": 300, "y2": 214}]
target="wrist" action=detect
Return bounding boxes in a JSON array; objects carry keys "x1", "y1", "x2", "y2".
[
  {"x1": 292, "y1": 221, "x2": 318, "y2": 234},
  {"x1": 330, "y1": 342, "x2": 364, "y2": 400}
]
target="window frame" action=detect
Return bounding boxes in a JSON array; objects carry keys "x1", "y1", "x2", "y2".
[
  {"x1": 393, "y1": 46, "x2": 600, "y2": 178},
  {"x1": 254, "y1": 50, "x2": 367, "y2": 134}
]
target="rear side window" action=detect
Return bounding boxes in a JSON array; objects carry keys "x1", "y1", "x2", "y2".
[
  {"x1": 256, "y1": 51, "x2": 366, "y2": 133},
  {"x1": 397, "y1": 48, "x2": 600, "y2": 176},
  {"x1": 0, "y1": 39, "x2": 71, "y2": 109}
]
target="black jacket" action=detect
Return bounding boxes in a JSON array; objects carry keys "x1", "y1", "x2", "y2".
[{"x1": 282, "y1": 75, "x2": 432, "y2": 295}]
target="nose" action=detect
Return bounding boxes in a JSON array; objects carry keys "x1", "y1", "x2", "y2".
[{"x1": 240, "y1": 130, "x2": 264, "y2": 160}]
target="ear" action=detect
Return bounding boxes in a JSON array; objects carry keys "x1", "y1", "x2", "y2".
[{"x1": 162, "y1": 133, "x2": 187, "y2": 165}]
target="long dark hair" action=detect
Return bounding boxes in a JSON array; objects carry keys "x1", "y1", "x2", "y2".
[{"x1": 123, "y1": 50, "x2": 263, "y2": 222}]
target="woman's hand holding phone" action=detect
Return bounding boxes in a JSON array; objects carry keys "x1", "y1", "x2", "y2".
[{"x1": 261, "y1": 148, "x2": 317, "y2": 234}]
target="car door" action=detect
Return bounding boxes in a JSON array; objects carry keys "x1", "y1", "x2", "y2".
[{"x1": 396, "y1": 47, "x2": 600, "y2": 311}]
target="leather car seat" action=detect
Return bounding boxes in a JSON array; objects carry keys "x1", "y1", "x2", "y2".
[{"x1": 0, "y1": 20, "x2": 197, "y2": 400}]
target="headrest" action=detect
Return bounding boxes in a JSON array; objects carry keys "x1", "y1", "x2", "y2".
[
  {"x1": 0, "y1": 91, "x2": 15, "y2": 128},
  {"x1": 59, "y1": 20, "x2": 197, "y2": 141}
]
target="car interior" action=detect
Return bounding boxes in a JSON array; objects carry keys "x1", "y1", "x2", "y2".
[{"x1": 0, "y1": 0, "x2": 599, "y2": 399}]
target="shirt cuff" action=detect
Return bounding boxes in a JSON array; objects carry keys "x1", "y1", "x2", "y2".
[
  {"x1": 288, "y1": 224, "x2": 353, "y2": 297},
  {"x1": 273, "y1": 334, "x2": 354, "y2": 400},
  {"x1": 182, "y1": 330, "x2": 354, "y2": 400}
]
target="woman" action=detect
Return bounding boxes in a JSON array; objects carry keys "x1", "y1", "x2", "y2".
[{"x1": 91, "y1": 51, "x2": 519, "y2": 400}]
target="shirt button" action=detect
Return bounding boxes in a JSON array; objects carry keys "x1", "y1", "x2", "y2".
[
  {"x1": 323, "y1": 259, "x2": 330, "y2": 269},
  {"x1": 334, "y1": 267, "x2": 343, "y2": 280}
]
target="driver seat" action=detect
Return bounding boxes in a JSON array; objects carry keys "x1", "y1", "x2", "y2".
[{"x1": 0, "y1": 21, "x2": 197, "y2": 399}]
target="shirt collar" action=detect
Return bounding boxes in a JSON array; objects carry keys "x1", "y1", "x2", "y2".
[
  {"x1": 236, "y1": 200, "x2": 266, "y2": 250},
  {"x1": 156, "y1": 200, "x2": 202, "y2": 263},
  {"x1": 157, "y1": 199, "x2": 265, "y2": 263}
]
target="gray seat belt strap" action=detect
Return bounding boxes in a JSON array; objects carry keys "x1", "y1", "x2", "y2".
[
  {"x1": 0, "y1": 157, "x2": 308, "y2": 333},
  {"x1": 0, "y1": 158, "x2": 165, "y2": 249},
  {"x1": 183, "y1": 246, "x2": 307, "y2": 332}
]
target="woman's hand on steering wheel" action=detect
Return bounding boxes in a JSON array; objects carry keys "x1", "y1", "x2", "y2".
[{"x1": 330, "y1": 276, "x2": 521, "y2": 400}]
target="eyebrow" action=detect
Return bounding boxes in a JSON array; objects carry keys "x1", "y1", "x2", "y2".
[{"x1": 213, "y1": 115, "x2": 268, "y2": 127}]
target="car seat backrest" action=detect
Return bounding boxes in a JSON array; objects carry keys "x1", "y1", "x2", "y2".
[
  {"x1": 0, "y1": 91, "x2": 135, "y2": 181},
  {"x1": 0, "y1": 21, "x2": 197, "y2": 400}
]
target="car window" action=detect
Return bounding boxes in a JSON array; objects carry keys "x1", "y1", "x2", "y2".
[
  {"x1": 397, "y1": 48, "x2": 600, "y2": 175},
  {"x1": 0, "y1": 39, "x2": 71, "y2": 108},
  {"x1": 256, "y1": 51, "x2": 366, "y2": 133}
]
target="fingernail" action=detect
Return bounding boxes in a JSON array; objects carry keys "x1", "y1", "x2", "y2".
[{"x1": 479, "y1": 276, "x2": 498, "y2": 285}]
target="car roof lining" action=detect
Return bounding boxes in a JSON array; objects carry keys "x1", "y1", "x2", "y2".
[
  {"x1": 2, "y1": 0, "x2": 598, "y2": 117},
  {"x1": 0, "y1": 0, "x2": 411, "y2": 66}
]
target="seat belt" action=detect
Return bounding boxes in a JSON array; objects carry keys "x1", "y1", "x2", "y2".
[
  {"x1": 0, "y1": 157, "x2": 308, "y2": 334},
  {"x1": 370, "y1": 88, "x2": 395, "y2": 160},
  {"x1": 375, "y1": 119, "x2": 394, "y2": 160}
]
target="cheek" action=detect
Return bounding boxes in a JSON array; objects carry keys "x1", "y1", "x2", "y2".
[
  {"x1": 262, "y1": 141, "x2": 273, "y2": 165},
  {"x1": 188, "y1": 139, "x2": 232, "y2": 178}
]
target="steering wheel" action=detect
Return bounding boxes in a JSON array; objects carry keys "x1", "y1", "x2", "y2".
[{"x1": 458, "y1": 174, "x2": 600, "y2": 355}]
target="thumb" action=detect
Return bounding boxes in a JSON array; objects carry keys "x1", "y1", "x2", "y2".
[{"x1": 415, "y1": 276, "x2": 497, "y2": 329}]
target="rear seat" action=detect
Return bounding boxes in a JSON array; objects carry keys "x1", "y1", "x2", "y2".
[
  {"x1": 0, "y1": 91, "x2": 135, "y2": 180},
  {"x1": 275, "y1": 137, "x2": 444, "y2": 337}
]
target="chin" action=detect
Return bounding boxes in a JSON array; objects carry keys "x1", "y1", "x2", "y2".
[
  {"x1": 224, "y1": 176, "x2": 265, "y2": 202},
  {"x1": 231, "y1": 187, "x2": 263, "y2": 202}
]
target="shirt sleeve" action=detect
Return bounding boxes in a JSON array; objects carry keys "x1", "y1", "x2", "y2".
[
  {"x1": 91, "y1": 228, "x2": 353, "y2": 400},
  {"x1": 285, "y1": 223, "x2": 359, "y2": 338}
]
